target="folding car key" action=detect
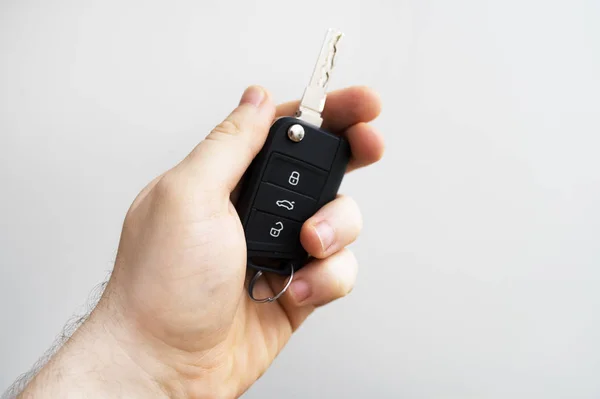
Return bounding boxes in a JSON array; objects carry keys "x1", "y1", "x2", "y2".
[{"x1": 235, "y1": 29, "x2": 351, "y2": 302}]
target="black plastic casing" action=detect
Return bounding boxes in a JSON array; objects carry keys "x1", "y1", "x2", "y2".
[{"x1": 235, "y1": 116, "x2": 351, "y2": 275}]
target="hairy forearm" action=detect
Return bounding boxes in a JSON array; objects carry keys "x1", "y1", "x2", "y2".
[
  {"x1": 4, "y1": 279, "x2": 239, "y2": 399},
  {"x1": 15, "y1": 302, "x2": 177, "y2": 399},
  {"x1": 3, "y1": 277, "x2": 189, "y2": 399}
]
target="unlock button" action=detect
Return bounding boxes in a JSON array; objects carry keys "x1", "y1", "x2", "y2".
[
  {"x1": 245, "y1": 210, "x2": 301, "y2": 253},
  {"x1": 270, "y1": 221, "x2": 284, "y2": 237}
]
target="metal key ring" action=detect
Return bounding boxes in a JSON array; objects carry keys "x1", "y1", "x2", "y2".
[{"x1": 247, "y1": 265, "x2": 294, "y2": 303}]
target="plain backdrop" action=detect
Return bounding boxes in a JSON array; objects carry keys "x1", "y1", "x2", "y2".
[{"x1": 1, "y1": 0, "x2": 599, "y2": 398}]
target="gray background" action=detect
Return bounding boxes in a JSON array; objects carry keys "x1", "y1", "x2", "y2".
[{"x1": 1, "y1": 0, "x2": 599, "y2": 398}]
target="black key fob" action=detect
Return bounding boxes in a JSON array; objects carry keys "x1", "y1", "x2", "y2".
[{"x1": 235, "y1": 116, "x2": 350, "y2": 276}]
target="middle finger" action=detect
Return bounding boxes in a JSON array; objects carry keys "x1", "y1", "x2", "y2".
[{"x1": 300, "y1": 195, "x2": 362, "y2": 259}]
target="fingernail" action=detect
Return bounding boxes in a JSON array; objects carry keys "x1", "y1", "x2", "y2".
[
  {"x1": 239, "y1": 86, "x2": 265, "y2": 107},
  {"x1": 290, "y1": 279, "x2": 311, "y2": 304},
  {"x1": 314, "y1": 220, "x2": 335, "y2": 252}
]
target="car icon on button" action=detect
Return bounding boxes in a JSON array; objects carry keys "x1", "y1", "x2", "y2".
[{"x1": 275, "y1": 199, "x2": 295, "y2": 211}]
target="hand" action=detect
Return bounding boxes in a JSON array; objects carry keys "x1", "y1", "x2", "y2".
[{"x1": 20, "y1": 86, "x2": 383, "y2": 399}]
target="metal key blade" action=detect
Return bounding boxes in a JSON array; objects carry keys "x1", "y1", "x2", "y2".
[{"x1": 296, "y1": 28, "x2": 343, "y2": 128}]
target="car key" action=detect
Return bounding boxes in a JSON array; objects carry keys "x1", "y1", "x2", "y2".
[{"x1": 235, "y1": 29, "x2": 351, "y2": 302}]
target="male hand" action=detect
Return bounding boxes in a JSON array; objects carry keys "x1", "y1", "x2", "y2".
[{"x1": 20, "y1": 85, "x2": 384, "y2": 399}]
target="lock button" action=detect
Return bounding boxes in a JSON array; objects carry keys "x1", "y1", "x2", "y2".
[
  {"x1": 245, "y1": 210, "x2": 302, "y2": 253},
  {"x1": 263, "y1": 153, "x2": 328, "y2": 199},
  {"x1": 289, "y1": 171, "x2": 300, "y2": 186}
]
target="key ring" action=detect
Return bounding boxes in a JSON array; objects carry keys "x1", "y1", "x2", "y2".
[{"x1": 247, "y1": 264, "x2": 294, "y2": 303}]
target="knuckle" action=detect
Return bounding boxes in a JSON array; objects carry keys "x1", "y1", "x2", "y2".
[
  {"x1": 331, "y1": 196, "x2": 363, "y2": 231},
  {"x1": 333, "y1": 277, "x2": 353, "y2": 300},
  {"x1": 345, "y1": 196, "x2": 363, "y2": 230},
  {"x1": 207, "y1": 117, "x2": 257, "y2": 162},
  {"x1": 150, "y1": 172, "x2": 220, "y2": 216},
  {"x1": 212, "y1": 118, "x2": 243, "y2": 137},
  {"x1": 344, "y1": 250, "x2": 359, "y2": 294},
  {"x1": 333, "y1": 250, "x2": 358, "y2": 297},
  {"x1": 152, "y1": 174, "x2": 182, "y2": 204}
]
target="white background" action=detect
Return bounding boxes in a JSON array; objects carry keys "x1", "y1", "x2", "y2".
[{"x1": 1, "y1": 0, "x2": 599, "y2": 397}]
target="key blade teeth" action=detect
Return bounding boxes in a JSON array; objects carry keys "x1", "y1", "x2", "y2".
[
  {"x1": 298, "y1": 29, "x2": 344, "y2": 128},
  {"x1": 311, "y1": 29, "x2": 344, "y2": 89},
  {"x1": 317, "y1": 29, "x2": 343, "y2": 89}
]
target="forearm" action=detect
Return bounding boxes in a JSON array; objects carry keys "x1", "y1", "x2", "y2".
[
  {"x1": 16, "y1": 299, "x2": 181, "y2": 399},
  {"x1": 7, "y1": 276, "x2": 242, "y2": 399}
]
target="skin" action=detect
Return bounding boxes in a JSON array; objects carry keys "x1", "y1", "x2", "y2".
[{"x1": 17, "y1": 85, "x2": 384, "y2": 399}]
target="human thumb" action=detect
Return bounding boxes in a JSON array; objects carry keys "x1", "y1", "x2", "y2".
[{"x1": 177, "y1": 85, "x2": 276, "y2": 194}]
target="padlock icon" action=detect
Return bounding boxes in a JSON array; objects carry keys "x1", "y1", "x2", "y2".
[
  {"x1": 288, "y1": 171, "x2": 300, "y2": 186},
  {"x1": 270, "y1": 221, "x2": 284, "y2": 238}
]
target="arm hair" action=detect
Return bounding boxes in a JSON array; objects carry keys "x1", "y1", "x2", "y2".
[{"x1": 1, "y1": 273, "x2": 110, "y2": 399}]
